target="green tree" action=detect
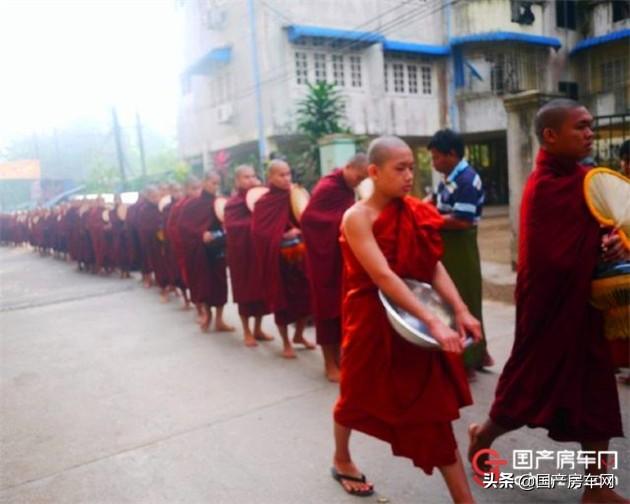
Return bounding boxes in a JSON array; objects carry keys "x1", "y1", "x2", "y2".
[{"x1": 294, "y1": 82, "x2": 349, "y2": 187}]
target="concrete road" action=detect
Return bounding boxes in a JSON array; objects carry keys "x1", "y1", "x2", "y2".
[{"x1": 1, "y1": 247, "x2": 628, "y2": 504}]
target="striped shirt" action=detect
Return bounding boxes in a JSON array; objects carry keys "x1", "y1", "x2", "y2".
[{"x1": 436, "y1": 159, "x2": 484, "y2": 223}]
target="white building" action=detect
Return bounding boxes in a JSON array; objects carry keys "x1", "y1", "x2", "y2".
[{"x1": 177, "y1": 0, "x2": 629, "y2": 203}]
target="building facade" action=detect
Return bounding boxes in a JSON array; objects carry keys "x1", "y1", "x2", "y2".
[{"x1": 177, "y1": 0, "x2": 629, "y2": 203}]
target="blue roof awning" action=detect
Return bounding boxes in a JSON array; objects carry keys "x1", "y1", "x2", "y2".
[
  {"x1": 570, "y1": 28, "x2": 630, "y2": 55},
  {"x1": 286, "y1": 24, "x2": 383, "y2": 45},
  {"x1": 187, "y1": 46, "x2": 232, "y2": 76},
  {"x1": 382, "y1": 39, "x2": 450, "y2": 57},
  {"x1": 450, "y1": 31, "x2": 561, "y2": 49}
]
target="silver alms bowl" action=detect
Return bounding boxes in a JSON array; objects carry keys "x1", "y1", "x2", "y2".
[{"x1": 379, "y1": 278, "x2": 467, "y2": 350}]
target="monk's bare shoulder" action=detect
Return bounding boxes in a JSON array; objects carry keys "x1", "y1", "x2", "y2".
[{"x1": 341, "y1": 201, "x2": 376, "y2": 237}]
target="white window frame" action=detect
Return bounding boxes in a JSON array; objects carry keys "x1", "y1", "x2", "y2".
[
  {"x1": 295, "y1": 51, "x2": 309, "y2": 85},
  {"x1": 384, "y1": 56, "x2": 433, "y2": 97},
  {"x1": 332, "y1": 54, "x2": 345, "y2": 87},
  {"x1": 350, "y1": 55, "x2": 363, "y2": 88},
  {"x1": 314, "y1": 52, "x2": 328, "y2": 83}
]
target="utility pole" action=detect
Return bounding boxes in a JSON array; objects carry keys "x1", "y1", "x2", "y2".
[
  {"x1": 135, "y1": 111, "x2": 147, "y2": 179},
  {"x1": 111, "y1": 107, "x2": 127, "y2": 190},
  {"x1": 246, "y1": 0, "x2": 267, "y2": 175}
]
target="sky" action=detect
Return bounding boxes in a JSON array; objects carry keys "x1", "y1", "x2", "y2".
[{"x1": 0, "y1": 0, "x2": 183, "y2": 146}]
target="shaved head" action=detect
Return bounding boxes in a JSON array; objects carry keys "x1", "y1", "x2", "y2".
[
  {"x1": 367, "y1": 136, "x2": 411, "y2": 167},
  {"x1": 342, "y1": 152, "x2": 369, "y2": 188},
  {"x1": 234, "y1": 164, "x2": 258, "y2": 191},
  {"x1": 267, "y1": 160, "x2": 292, "y2": 191},
  {"x1": 534, "y1": 98, "x2": 583, "y2": 143}
]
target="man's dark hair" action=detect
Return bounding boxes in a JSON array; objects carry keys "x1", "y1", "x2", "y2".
[
  {"x1": 534, "y1": 98, "x2": 583, "y2": 143},
  {"x1": 427, "y1": 129, "x2": 465, "y2": 158},
  {"x1": 620, "y1": 139, "x2": 630, "y2": 159}
]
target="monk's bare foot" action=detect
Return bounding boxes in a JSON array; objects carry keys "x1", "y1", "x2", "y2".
[
  {"x1": 199, "y1": 312, "x2": 211, "y2": 332},
  {"x1": 182, "y1": 302, "x2": 192, "y2": 311},
  {"x1": 160, "y1": 291, "x2": 169, "y2": 303},
  {"x1": 215, "y1": 321, "x2": 235, "y2": 332},
  {"x1": 293, "y1": 335, "x2": 316, "y2": 349},
  {"x1": 282, "y1": 347, "x2": 297, "y2": 359},
  {"x1": 244, "y1": 332, "x2": 258, "y2": 347},
  {"x1": 617, "y1": 374, "x2": 630, "y2": 386},
  {"x1": 254, "y1": 330, "x2": 274, "y2": 342},
  {"x1": 468, "y1": 423, "x2": 491, "y2": 470},
  {"x1": 333, "y1": 458, "x2": 374, "y2": 495},
  {"x1": 582, "y1": 488, "x2": 629, "y2": 503},
  {"x1": 326, "y1": 366, "x2": 341, "y2": 383}
]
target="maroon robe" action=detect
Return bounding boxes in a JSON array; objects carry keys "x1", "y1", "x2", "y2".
[
  {"x1": 65, "y1": 207, "x2": 81, "y2": 261},
  {"x1": 301, "y1": 169, "x2": 355, "y2": 345},
  {"x1": 137, "y1": 201, "x2": 165, "y2": 284},
  {"x1": 87, "y1": 207, "x2": 107, "y2": 270},
  {"x1": 79, "y1": 210, "x2": 94, "y2": 266},
  {"x1": 161, "y1": 201, "x2": 182, "y2": 289},
  {"x1": 489, "y1": 149, "x2": 623, "y2": 442},
  {"x1": 166, "y1": 196, "x2": 191, "y2": 288},
  {"x1": 224, "y1": 189, "x2": 268, "y2": 317},
  {"x1": 110, "y1": 207, "x2": 132, "y2": 271},
  {"x1": 134, "y1": 199, "x2": 153, "y2": 275},
  {"x1": 179, "y1": 190, "x2": 227, "y2": 306},
  {"x1": 251, "y1": 185, "x2": 311, "y2": 325}
]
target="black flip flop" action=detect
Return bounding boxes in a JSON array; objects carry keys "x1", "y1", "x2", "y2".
[{"x1": 331, "y1": 467, "x2": 375, "y2": 497}]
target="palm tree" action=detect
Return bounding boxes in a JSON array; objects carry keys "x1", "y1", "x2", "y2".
[{"x1": 293, "y1": 82, "x2": 349, "y2": 187}]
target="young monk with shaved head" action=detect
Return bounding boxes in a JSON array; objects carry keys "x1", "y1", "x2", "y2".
[
  {"x1": 224, "y1": 165, "x2": 273, "y2": 347},
  {"x1": 332, "y1": 136, "x2": 482, "y2": 501},
  {"x1": 469, "y1": 99, "x2": 628, "y2": 504},
  {"x1": 251, "y1": 160, "x2": 315, "y2": 358},
  {"x1": 301, "y1": 153, "x2": 368, "y2": 381}
]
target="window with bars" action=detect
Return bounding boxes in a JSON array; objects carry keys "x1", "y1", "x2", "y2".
[
  {"x1": 332, "y1": 54, "x2": 345, "y2": 87},
  {"x1": 407, "y1": 65, "x2": 418, "y2": 94},
  {"x1": 314, "y1": 53, "x2": 327, "y2": 83},
  {"x1": 295, "y1": 51, "x2": 308, "y2": 85},
  {"x1": 392, "y1": 63, "x2": 405, "y2": 93},
  {"x1": 421, "y1": 66, "x2": 432, "y2": 94},
  {"x1": 350, "y1": 55, "x2": 362, "y2": 88},
  {"x1": 601, "y1": 59, "x2": 625, "y2": 92}
]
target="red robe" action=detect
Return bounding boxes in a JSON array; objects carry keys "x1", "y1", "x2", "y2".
[
  {"x1": 65, "y1": 208, "x2": 81, "y2": 261},
  {"x1": 251, "y1": 185, "x2": 311, "y2": 325},
  {"x1": 489, "y1": 149, "x2": 623, "y2": 442},
  {"x1": 137, "y1": 201, "x2": 166, "y2": 284},
  {"x1": 179, "y1": 190, "x2": 227, "y2": 306},
  {"x1": 161, "y1": 201, "x2": 182, "y2": 289},
  {"x1": 334, "y1": 196, "x2": 471, "y2": 474},
  {"x1": 224, "y1": 189, "x2": 268, "y2": 317},
  {"x1": 301, "y1": 169, "x2": 355, "y2": 345},
  {"x1": 166, "y1": 196, "x2": 191, "y2": 288},
  {"x1": 134, "y1": 199, "x2": 153, "y2": 275},
  {"x1": 79, "y1": 210, "x2": 94, "y2": 265}
]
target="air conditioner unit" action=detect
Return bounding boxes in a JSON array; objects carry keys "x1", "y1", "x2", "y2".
[
  {"x1": 217, "y1": 103, "x2": 233, "y2": 123},
  {"x1": 205, "y1": 9, "x2": 227, "y2": 30}
]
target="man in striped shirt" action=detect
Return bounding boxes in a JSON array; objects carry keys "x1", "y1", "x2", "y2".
[{"x1": 428, "y1": 129, "x2": 493, "y2": 379}]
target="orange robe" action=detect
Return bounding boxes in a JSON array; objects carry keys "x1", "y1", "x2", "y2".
[{"x1": 334, "y1": 196, "x2": 472, "y2": 474}]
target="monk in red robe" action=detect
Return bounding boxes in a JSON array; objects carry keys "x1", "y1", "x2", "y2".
[
  {"x1": 301, "y1": 154, "x2": 368, "y2": 381},
  {"x1": 332, "y1": 136, "x2": 481, "y2": 501},
  {"x1": 110, "y1": 194, "x2": 132, "y2": 278},
  {"x1": 251, "y1": 160, "x2": 315, "y2": 359},
  {"x1": 224, "y1": 165, "x2": 272, "y2": 347},
  {"x1": 167, "y1": 177, "x2": 201, "y2": 310},
  {"x1": 468, "y1": 99, "x2": 627, "y2": 504},
  {"x1": 86, "y1": 197, "x2": 109, "y2": 274},
  {"x1": 133, "y1": 193, "x2": 154, "y2": 287},
  {"x1": 179, "y1": 171, "x2": 233, "y2": 332}
]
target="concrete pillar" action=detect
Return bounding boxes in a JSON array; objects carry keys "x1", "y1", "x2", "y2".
[
  {"x1": 318, "y1": 134, "x2": 356, "y2": 176},
  {"x1": 503, "y1": 90, "x2": 560, "y2": 269}
]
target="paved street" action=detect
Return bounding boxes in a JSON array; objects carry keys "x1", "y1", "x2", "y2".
[{"x1": 1, "y1": 246, "x2": 628, "y2": 504}]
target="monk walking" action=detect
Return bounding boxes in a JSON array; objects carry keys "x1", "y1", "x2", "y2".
[
  {"x1": 468, "y1": 99, "x2": 628, "y2": 504},
  {"x1": 301, "y1": 153, "x2": 368, "y2": 381},
  {"x1": 332, "y1": 136, "x2": 481, "y2": 501},
  {"x1": 251, "y1": 160, "x2": 314, "y2": 359},
  {"x1": 224, "y1": 165, "x2": 273, "y2": 347},
  {"x1": 179, "y1": 171, "x2": 233, "y2": 332}
]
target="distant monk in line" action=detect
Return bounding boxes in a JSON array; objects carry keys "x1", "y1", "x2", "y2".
[
  {"x1": 179, "y1": 171, "x2": 233, "y2": 332},
  {"x1": 224, "y1": 165, "x2": 273, "y2": 347},
  {"x1": 251, "y1": 160, "x2": 314, "y2": 359},
  {"x1": 468, "y1": 99, "x2": 628, "y2": 504},
  {"x1": 301, "y1": 153, "x2": 368, "y2": 381},
  {"x1": 167, "y1": 176, "x2": 201, "y2": 311},
  {"x1": 332, "y1": 136, "x2": 481, "y2": 501}
]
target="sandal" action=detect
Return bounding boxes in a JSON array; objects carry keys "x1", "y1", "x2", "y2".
[{"x1": 331, "y1": 467, "x2": 375, "y2": 497}]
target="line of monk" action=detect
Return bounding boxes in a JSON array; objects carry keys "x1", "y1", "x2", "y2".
[{"x1": 0, "y1": 99, "x2": 627, "y2": 503}]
